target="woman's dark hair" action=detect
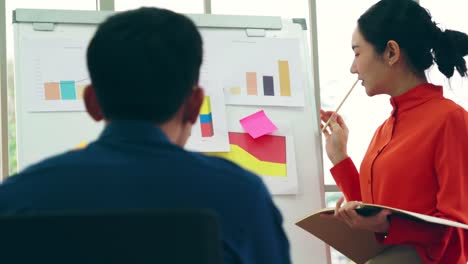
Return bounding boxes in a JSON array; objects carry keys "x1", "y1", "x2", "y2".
[{"x1": 358, "y1": 0, "x2": 468, "y2": 78}]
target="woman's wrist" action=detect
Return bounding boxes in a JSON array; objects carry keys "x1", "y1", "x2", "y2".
[{"x1": 331, "y1": 153, "x2": 349, "y2": 165}]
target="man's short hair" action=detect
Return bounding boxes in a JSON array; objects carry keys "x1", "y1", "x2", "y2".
[{"x1": 86, "y1": 7, "x2": 203, "y2": 123}]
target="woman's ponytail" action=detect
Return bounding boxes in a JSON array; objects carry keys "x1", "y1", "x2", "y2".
[{"x1": 432, "y1": 28, "x2": 468, "y2": 78}]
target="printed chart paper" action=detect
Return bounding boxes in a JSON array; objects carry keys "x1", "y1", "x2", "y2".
[
  {"x1": 203, "y1": 34, "x2": 305, "y2": 107},
  {"x1": 185, "y1": 57, "x2": 229, "y2": 152},
  {"x1": 22, "y1": 37, "x2": 90, "y2": 112},
  {"x1": 207, "y1": 124, "x2": 298, "y2": 195},
  {"x1": 21, "y1": 37, "x2": 229, "y2": 152}
]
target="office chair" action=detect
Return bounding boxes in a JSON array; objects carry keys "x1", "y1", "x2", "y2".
[{"x1": 0, "y1": 209, "x2": 224, "y2": 264}]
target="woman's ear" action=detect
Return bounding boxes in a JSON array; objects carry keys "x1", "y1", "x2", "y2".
[
  {"x1": 83, "y1": 85, "x2": 104, "y2": 121},
  {"x1": 386, "y1": 40, "x2": 401, "y2": 66}
]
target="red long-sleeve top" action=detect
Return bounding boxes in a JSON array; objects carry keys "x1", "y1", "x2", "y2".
[{"x1": 330, "y1": 83, "x2": 468, "y2": 264}]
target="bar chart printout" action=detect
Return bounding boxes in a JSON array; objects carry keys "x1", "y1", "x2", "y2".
[
  {"x1": 184, "y1": 78, "x2": 229, "y2": 153},
  {"x1": 233, "y1": 61, "x2": 291, "y2": 96},
  {"x1": 241, "y1": 61, "x2": 291, "y2": 97},
  {"x1": 22, "y1": 37, "x2": 92, "y2": 112},
  {"x1": 208, "y1": 37, "x2": 304, "y2": 107}
]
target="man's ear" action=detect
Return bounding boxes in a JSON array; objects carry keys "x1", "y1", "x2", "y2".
[
  {"x1": 83, "y1": 85, "x2": 104, "y2": 121},
  {"x1": 183, "y1": 86, "x2": 204, "y2": 125},
  {"x1": 385, "y1": 40, "x2": 400, "y2": 66}
]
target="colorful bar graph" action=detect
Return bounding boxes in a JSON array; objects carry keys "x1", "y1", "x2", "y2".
[
  {"x1": 246, "y1": 72, "x2": 258, "y2": 95},
  {"x1": 263, "y1": 76, "x2": 274, "y2": 96},
  {"x1": 44, "y1": 82, "x2": 60, "y2": 100},
  {"x1": 199, "y1": 96, "x2": 214, "y2": 137},
  {"x1": 60, "y1": 80, "x2": 77, "y2": 100},
  {"x1": 43, "y1": 80, "x2": 89, "y2": 101},
  {"x1": 278, "y1": 60, "x2": 291, "y2": 96}
]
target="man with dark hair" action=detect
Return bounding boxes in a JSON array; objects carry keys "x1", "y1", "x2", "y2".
[{"x1": 0, "y1": 8, "x2": 291, "y2": 264}]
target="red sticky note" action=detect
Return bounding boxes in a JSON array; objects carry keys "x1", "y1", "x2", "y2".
[{"x1": 239, "y1": 110, "x2": 278, "y2": 139}]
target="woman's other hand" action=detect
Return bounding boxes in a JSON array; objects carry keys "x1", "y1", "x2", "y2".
[
  {"x1": 320, "y1": 109, "x2": 349, "y2": 165},
  {"x1": 334, "y1": 197, "x2": 391, "y2": 234}
]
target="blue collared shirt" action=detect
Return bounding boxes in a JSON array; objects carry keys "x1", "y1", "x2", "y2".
[{"x1": 0, "y1": 120, "x2": 291, "y2": 264}]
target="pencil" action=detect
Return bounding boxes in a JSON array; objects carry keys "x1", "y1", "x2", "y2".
[{"x1": 321, "y1": 79, "x2": 359, "y2": 133}]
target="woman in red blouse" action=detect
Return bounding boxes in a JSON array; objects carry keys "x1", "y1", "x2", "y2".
[{"x1": 320, "y1": 0, "x2": 468, "y2": 263}]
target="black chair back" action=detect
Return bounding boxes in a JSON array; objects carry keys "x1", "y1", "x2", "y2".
[{"x1": 0, "y1": 209, "x2": 224, "y2": 264}]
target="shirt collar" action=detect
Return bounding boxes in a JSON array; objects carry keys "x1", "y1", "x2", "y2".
[
  {"x1": 390, "y1": 83, "x2": 443, "y2": 115},
  {"x1": 97, "y1": 120, "x2": 172, "y2": 145}
]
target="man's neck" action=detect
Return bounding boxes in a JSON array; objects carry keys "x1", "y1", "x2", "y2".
[{"x1": 159, "y1": 120, "x2": 189, "y2": 147}]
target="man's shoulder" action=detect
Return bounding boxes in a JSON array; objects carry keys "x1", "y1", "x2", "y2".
[
  {"x1": 2, "y1": 149, "x2": 83, "y2": 187},
  {"x1": 11, "y1": 146, "x2": 265, "y2": 188},
  {"x1": 5, "y1": 144, "x2": 268, "y2": 198},
  {"x1": 18, "y1": 148, "x2": 86, "y2": 174}
]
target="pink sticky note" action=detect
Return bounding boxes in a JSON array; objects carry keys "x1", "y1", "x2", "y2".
[{"x1": 239, "y1": 110, "x2": 278, "y2": 139}]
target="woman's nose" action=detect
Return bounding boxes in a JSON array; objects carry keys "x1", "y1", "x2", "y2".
[{"x1": 350, "y1": 60, "x2": 357, "y2": 74}]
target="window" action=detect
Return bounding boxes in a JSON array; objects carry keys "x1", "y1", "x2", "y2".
[
  {"x1": 316, "y1": 0, "x2": 390, "y2": 186},
  {"x1": 316, "y1": 1, "x2": 385, "y2": 263},
  {"x1": 114, "y1": 0, "x2": 204, "y2": 14},
  {"x1": 5, "y1": 0, "x2": 96, "y2": 174},
  {"x1": 325, "y1": 192, "x2": 356, "y2": 264}
]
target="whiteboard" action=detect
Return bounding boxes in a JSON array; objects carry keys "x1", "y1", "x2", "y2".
[{"x1": 13, "y1": 9, "x2": 326, "y2": 264}]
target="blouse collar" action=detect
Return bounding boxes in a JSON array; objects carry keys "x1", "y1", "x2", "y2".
[{"x1": 390, "y1": 83, "x2": 443, "y2": 115}]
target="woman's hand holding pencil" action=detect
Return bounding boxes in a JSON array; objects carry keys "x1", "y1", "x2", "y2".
[
  {"x1": 320, "y1": 79, "x2": 358, "y2": 165},
  {"x1": 321, "y1": 79, "x2": 358, "y2": 133},
  {"x1": 320, "y1": 110, "x2": 349, "y2": 165}
]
